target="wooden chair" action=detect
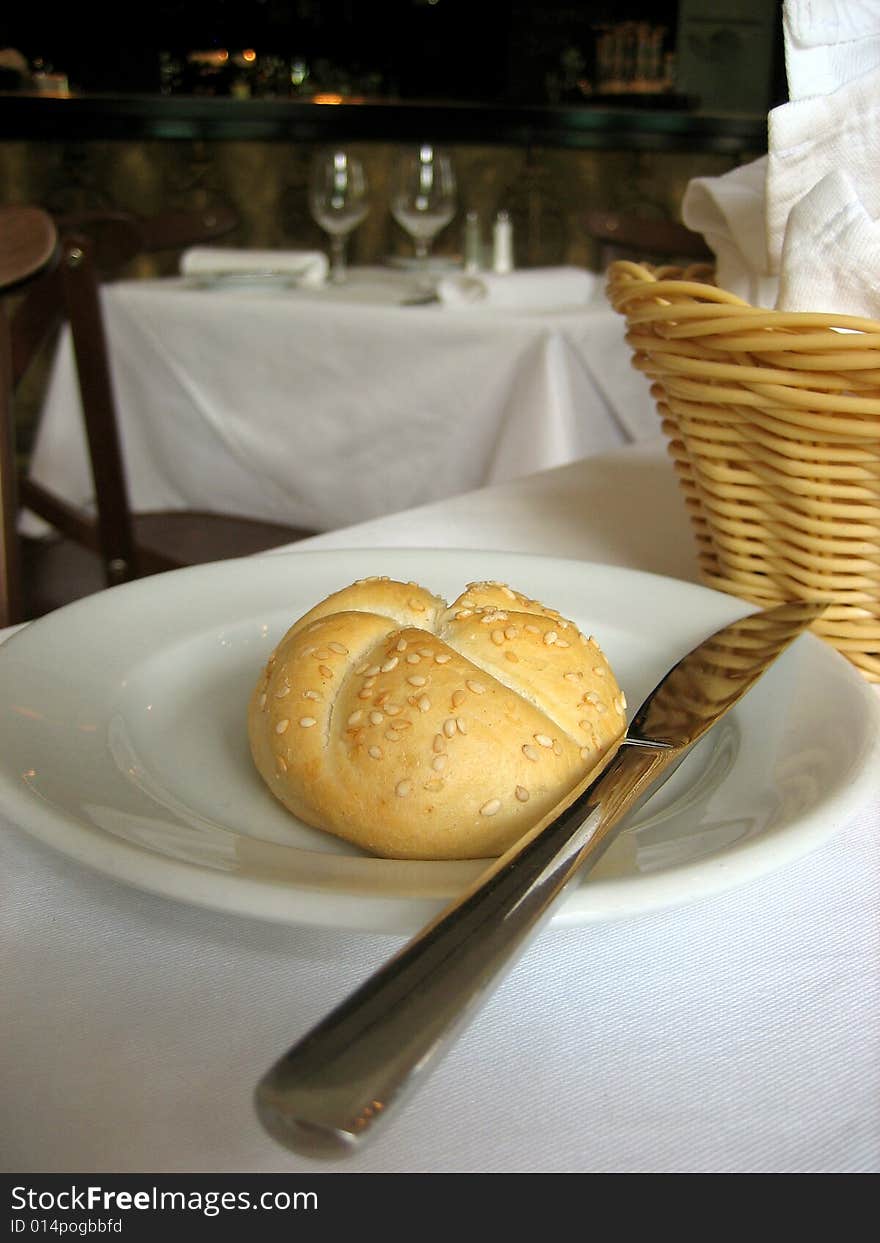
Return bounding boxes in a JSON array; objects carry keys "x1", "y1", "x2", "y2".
[
  {"x1": 9, "y1": 205, "x2": 316, "y2": 622},
  {"x1": 0, "y1": 205, "x2": 59, "y2": 627},
  {"x1": 584, "y1": 210, "x2": 713, "y2": 270}
]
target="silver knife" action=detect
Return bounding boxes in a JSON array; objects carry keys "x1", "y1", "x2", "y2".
[{"x1": 254, "y1": 598, "x2": 827, "y2": 1159}]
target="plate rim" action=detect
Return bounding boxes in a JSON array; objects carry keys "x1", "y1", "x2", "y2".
[{"x1": 2, "y1": 546, "x2": 878, "y2": 933}]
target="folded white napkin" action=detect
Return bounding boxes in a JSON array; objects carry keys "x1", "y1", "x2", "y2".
[
  {"x1": 682, "y1": 0, "x2": 880, "y2": 318},
  {"x1": 179, "y1": 247, "x2": 328, "y2": 287},
  {"x1": 436, "y1": 266, "x2": 597, "y2": 312},
  {"x1": 782, "y1": 0, "x2": 880, "y2": 100},
  {"x1": 681, "y1": 157, "x2": 777, "y2": 307}
]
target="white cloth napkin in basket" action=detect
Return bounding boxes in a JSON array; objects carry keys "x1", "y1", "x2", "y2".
[
  {"x1": 437, "y1": 266, "x2": 597, "y2": 312},
  {"x1": 682, "y1": 0, "x2": 880, "y2": 319},
  {"x1": 180, "y1": 247, "x2": 329, "y2": 287}
]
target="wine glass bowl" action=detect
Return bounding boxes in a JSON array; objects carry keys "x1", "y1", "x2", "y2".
[
  {"x1": 308, "y1": 149, "x2": 370, "y2": 284},
  {"x1": 391, "y1": 145, "x2": 457, "y2": 280}
]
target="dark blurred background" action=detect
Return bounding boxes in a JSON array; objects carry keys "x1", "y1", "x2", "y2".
[{"x1": 1, "y1": 1, "x2": 785, "y2": 110}]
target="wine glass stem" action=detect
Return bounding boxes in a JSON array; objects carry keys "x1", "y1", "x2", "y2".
[
  {"x1": 414, "y1": 237, "x2": 432, "y2": 291},
  {"x1": 330, "y1": 235, "x2": 347, "y2": 284}
]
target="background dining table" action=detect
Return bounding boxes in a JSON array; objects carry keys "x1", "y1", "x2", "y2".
[
  {"x1": 2, "y1": 438, "x2": 878, "y2": 1175},
  {"x1": 23, "y1": 265, "x2": 658, "y2": 535}
]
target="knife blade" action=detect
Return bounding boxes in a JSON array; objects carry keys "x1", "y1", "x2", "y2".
[{"x1": 254, "y1": 598, "x2": 827, "y2": 1159}]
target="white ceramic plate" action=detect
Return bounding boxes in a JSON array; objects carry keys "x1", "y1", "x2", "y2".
[
  {"x1": 385, "y1": 254, "x2": 462, "y2": 273},
  {"x1": 1, "y1": 549, "x2": 877, "y2": 934},
  {"x1": 183, "y1": 270, "x2": 301, "y2": 291}
]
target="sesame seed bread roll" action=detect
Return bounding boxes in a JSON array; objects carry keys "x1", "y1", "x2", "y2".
[{"x1": 248, "y1": 577, "x2": 626, "y2": 860}]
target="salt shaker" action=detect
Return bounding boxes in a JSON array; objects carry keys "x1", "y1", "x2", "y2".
[
  {"x1": 492, "y1": 210, "x2": 514, "y2": 274},
  {"x1": 463, "y1": 211, "x2": 482, "y2": 274}
]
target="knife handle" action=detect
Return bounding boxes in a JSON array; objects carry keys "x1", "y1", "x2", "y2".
[{"x1": 254, "y1": 742, "x2": 664, "y2": 1159}]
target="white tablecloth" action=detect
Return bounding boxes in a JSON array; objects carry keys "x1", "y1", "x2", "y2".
[
  {"x1": 25, "y1": 268, "x2": 657, "y2": 534},
  {"x1": 2, "y1": 440, "x2": 878, "y2": 1174}
]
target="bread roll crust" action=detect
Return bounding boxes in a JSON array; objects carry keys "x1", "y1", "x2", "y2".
[{"x1": 248, "y1": 577, "x2": 626, "y2": 860}]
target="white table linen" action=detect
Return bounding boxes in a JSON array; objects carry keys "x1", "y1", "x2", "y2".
[
  {"x1": 24, "y1": 268, "x2": 656, "y2": 534},
  {"x1": 2, "y1": 440, "x2": 878, "y2": 1174}
]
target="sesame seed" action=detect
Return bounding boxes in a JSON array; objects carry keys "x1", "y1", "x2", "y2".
[
  {"x1": 381, "y1": 657, "x2": 399, "y2": 672},
  {"x1": 564, "y1": 672, "x2": 582, "y2": 683},
  {"x1": 274, "y1": 685, "x2": 291, "y2": 698},
  {"x1": 357, "y1": 688, "x2": 372, "y2": 700},
  {"x1": 385, "y1": 729, "x2": 400, "y2": 741},
  {"x1": 419, "y1": 648, "x2": 433, "y2": 658},
  {"x1": 491, "y1": 629, "x2": 505, "y2": 645},
  {"x1": 443, "y1": 718, "x2": 457, "y2": 738},
  {"x1": 406, "y1": 653, "x2": 421, "y2": 664},
  {"x1": 395, "y1": 638, "x2": 408, "y2": 652},
  {"x1": 522, "y1": 744, "x2": 539, "y2": 762},
  {"x1": 318, "y1": 665, "x2": 333, "y2": 678},
  {"x1": 365, "y1": 665, "x2": 381, "y2": 677},
  {"x1": 556, "y1": 639, "x2": 570, "y2": 649},
  {"x1": 435, "y1": 653, "x2": 452, "y2": 664},
  {"x1": 328, "y1": 642, "x2": 348, "y2": 655},
  {"x1": 466, "y1": 679, "x2": 486, "y2": 694},
  {"x1": 299, "y1": 716, "x2": 317, "y2": 728},
  {"x1": 456, "y1": 717, "x2": 467, "y2": 734},
  {"x1": 394, "y1": 719, "x2": 412, "y2": 730},
  {"x1": 259, "y1": 692, "x2": 267, "y2": 710},
  {"x1": 596, "y1": 703, "x2": 607, "y2": 714},
  {"x1": 504, "y1": 626, "x2": 518, "y2": 640},
  {"x1": 355, "y1": 663, "x2": 370, "y2": 675},
  {"x1": 423, "y1": 778, "x2": 444, "y2": 792},
  {"x1": 276, "y1": 757, "x2": 288, "y2": 774},
  {"x1": 515, "y1": 786, "x2": 529, "y2": 802},
  {"x1": 543, "y1": 631, "x2": 558, "y2": 646},
  {"x1": 505, "y1": 651, "x2": 519, "y2": 663},
  {"x1": 553, "y1": 740, "x2": 562, "y2": 756},
  {"x1": 384, "y1": 703, "x2": 402, "y2": 715},
  {"x1": 585, "y1": 691, "x2": 601, "y2": 705},
  {"x1": 395, "y1": 780, "x2": 413, "y2": 797},
  {"x1": 456, "y1": 609, "x2": 473, "y2": 619},
  {"x1": 452, "y1": 689, "x2": 466, "y2": 708},
  {"x1": 315, "y1": 648, "x2": 331, "y2": 660},
  {"x1": 480, "y1": 798, "x2": 502, "y2": 817},
  {"x1": 303, "y1": 690, "x2": 321, "y2": 701},
  {"x1": 432, "y1": 754, "x2": 448, "y2": 772},
  {"x1": 408, "y1": 599, "x2": 426, "y2": 612},
  {"x1": 376, "y1": 691, "x2": 391, "y2": 705},
  {"x1": 368, "y1": 746, "x2": 383, "y2": 760},
  {"x1": 524, "y1": 624, "x2": 540, "y2": 635},
  {"x1": 275, "y1": 719, "x2": 290, "y2": 734},
  {"x1": 433, "y1": 734, "x2": 446, "y2": 753},
  {"x1": 347, "y1": 711, "x2": 363, "y2": 726},
  {"x1": 534, "y1": 733, "x2": 553, "y2": 748},
  {"x1": 618, "y1": 692, "x2": 628, "y2": 710},
  {"x1": 407, "y1": 675, "x2": 427, "y2": 686},
  {"x1": 417, "y1": 695, "x2": 432, "y2": 713},
  {"x1": 369, "y1": 710, "x2": 384, "y2": 725},
  {"x1": 501, "y1": 586, "x2": 516, "y2": 599},
  {"x1": 592, "y1": 666, "x2": 606, "y2": 677}
]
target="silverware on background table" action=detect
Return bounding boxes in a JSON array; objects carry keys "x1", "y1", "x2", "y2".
[{"x1": 255, "y1": 599, "x2": 827, "y2": 1159}]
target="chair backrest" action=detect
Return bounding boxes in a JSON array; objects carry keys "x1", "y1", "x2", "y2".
[
  {"x1": 585, "y1": 210, "x2": 713, "y2": 269},
  {"x1": 13, "y1": 204, "x2": 240, "y2": 599},
  {"x1": 0, "y1": 205, "x2": 59, "y2": 626},
  {"x1": 15, "y1": 214, "x2": 144, "y2": 592}
]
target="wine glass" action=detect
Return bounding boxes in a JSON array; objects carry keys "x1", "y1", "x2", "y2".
[
  {"x1": 390, "y1": 145, "x2": 457, "y2": 288},
  {"x1": 308, "y1": 149, "x2": 370, "y2": 284}
]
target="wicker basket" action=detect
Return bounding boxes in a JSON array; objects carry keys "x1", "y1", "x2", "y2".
[{"x1": 607, "y1": 260, "x2": 880, "y2": 683}]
